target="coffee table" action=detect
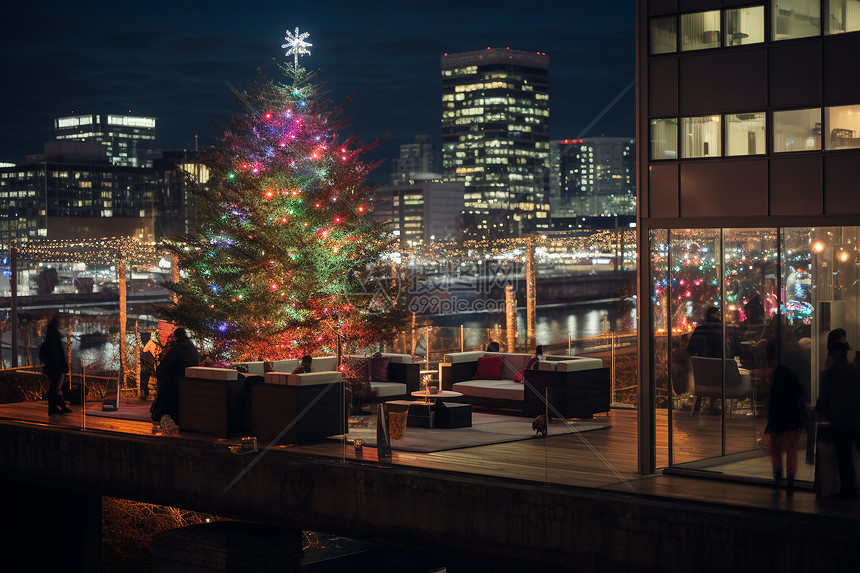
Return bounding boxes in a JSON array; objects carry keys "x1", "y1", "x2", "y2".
[
  {"x1": 387, "y1": 391, "x2": 467, "y2": 429},
  {"x1": 410, "y1": 390, "x2": 462, "y2": 404}
]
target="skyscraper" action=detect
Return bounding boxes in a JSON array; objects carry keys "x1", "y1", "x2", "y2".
[
  {"x1": 54, "y1": 113, "x2": 157, "y2": 168},
  {"x1": 391, "y1": 135, "x2": 437, "y2": 181},
  {"x1": 441, "y1": 48, "x2": 550, "y2": 239},
  {"x1": 550, "y1": 137, "x2": 635, "y2": 218}
]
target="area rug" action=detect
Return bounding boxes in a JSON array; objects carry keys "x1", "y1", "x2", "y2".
[{"x1": 340, "y1": 412, "x2": 611, "y2": 453}]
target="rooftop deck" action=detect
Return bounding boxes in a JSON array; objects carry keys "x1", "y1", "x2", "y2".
[{"x1": 1, "y1": 399, "x2": 855, "y2": 522}]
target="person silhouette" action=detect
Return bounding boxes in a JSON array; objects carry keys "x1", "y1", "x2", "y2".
[
  {"x1": 816, "y1": 329, "x2": 860, "y2": 499},
  {"x1": 688, "y1": 306, "x2": 722, "y2": 358},
  {"x1": 150, "y1": 328, "x2": 199, "y2": 434},
  {"x1": 766, "y1": 365, "x2": 806, "y2": 494},
  {"x1": 40, "y1": 316, "x2": 71, "y2": 416}
]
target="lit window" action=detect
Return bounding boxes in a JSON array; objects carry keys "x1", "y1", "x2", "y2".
[
  {"x1": 681, "y1": 11, "x2": 721, "y2": 51},
  {"x1": 650, "y1": 16, "x2": 676, "y2": 54},
  {"x1": 650, "y1": 118, "x2": 677, "y2": 160},
  {"x1": 827, "y1": 0, "x2": 860, "y2": 34},
  {"x1": 725, "y1": 113, "x2": 766, "y2": 155},
  {"x1": 725, "y1": 6, "x2": 765, "y2": 46},
  {"x1": 681, "y1": 116, "x2": 722, "y2": 158},
  {"x1": 773, "y1": 108, "x2": 821, "y2": 152},
  {"x1": 825, "y1": 104, "x2": 860, "y2": 150},
  {"x1": 773, "y1": 0, "x2": 820, "y2": 40}
]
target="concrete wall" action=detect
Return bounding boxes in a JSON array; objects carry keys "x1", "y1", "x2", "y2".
[{"x1": 0, "y1": 423, "x2": 858, "y2": 571}]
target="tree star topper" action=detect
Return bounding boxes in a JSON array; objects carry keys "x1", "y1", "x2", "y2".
[{"x1": 282, "y1": 27, "x2": 312, "y2": 72}]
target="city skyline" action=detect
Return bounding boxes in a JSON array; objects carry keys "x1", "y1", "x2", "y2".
[{"x1": 0, "y1": 0, "x2": 634, "y2": 178}]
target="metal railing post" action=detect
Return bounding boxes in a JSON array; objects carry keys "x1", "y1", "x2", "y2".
[{"x1": 610, "y1": 332, "x2": 616, "y2": 404}]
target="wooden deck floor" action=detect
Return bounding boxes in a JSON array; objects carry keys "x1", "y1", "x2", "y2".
[{"x1": 1, "y1": 400, "x2": 857, "y2": 522}]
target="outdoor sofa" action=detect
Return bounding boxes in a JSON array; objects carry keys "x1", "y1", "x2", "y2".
[
  {"x1": 439, "y1": 351, "x2": 610, "y2": 418},
  {"x1": 342, "y1": 352, "x2": 421, "y2": 403},
  {"x1": 178, "y1": 357, "x2": 345, "y2": 444}
]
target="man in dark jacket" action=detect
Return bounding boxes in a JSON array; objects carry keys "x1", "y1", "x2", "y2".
[
  {"x1": 41, "y1": 315, "x2": 71, "y2": 415},
  {"x1": 150, "y1": 328, "x2": 199, "y2": 433},
  {"x1": 816, "y1": 328, "x2": 860, "y2": 499}
]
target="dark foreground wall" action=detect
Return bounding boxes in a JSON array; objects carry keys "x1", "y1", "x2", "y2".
[{"x1": 0, "y1": 422, "x2": 858, "y2": 572}]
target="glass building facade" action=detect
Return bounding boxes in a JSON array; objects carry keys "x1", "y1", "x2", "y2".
[
  {"x1": 441, "y1": 48, "x2": 550, "y2": 239},
  {"x1": 55, "y1": 113, "x2": 157, "y2": 168},
  {"x1": 550, "y1": 137, "x2": 636, "y2": 219},
  {"x1": 637, "y1": 1, "x2": 860, "y2": 479}
]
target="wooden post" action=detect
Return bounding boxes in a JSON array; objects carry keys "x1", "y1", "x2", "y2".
[
  {"x1": 171, "y1": 254, "x2": 179, "y2": 304},
  {"x1": 66, "y1": 320, "x2": 73, "y2": 392},
  {"x1": 410, "y1": 313, "x2": 416, "y2": 356},
  {"x1": 118, "y1": 256, "x2": 127, "y2": 388},
  {"x1": 134, "y1": 320, "x2": 141, "y2": 396},
  {"x1": 10, "y1": 240, "x2": 17, "y2": 368},
  {"x1": 505, "y1": 284, "x2": 516, "y2": 352},
  {"x1": 81, "y1": 359, "x2": 86, "y2": 430},
  {"x1": 526, "y1": 237, "x2": 536, "y2": 352}
]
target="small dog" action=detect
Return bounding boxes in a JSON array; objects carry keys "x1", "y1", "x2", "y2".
[{"x1": 532, "y1": 414, "x2": 547, "y2": 438}]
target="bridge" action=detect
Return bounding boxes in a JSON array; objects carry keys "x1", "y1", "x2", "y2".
[{"x1": 0, "y1": 403, "x2": 857, "y2": 572}]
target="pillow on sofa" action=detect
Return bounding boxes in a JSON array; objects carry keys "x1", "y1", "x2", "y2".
[
  {"x1": 263, "y1": 361, "x2": 275, "y2": 373},
  {"x1": 512, "y1": 356, "x2": 540, "y2": 384},
  {"x1": 370, "y1": 352, "x2": 390, "y2": 382},
  {"x1": 473, "y1": 356, "x2": 503, "y2": 380},
  {"x1": 291, "y1": 365, "x2": 306, "y2": 374}
]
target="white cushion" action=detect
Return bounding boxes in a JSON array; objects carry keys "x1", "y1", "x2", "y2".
[
  {"x1": 380, "y1": 353, "x2": 411, "y2": 364},
  {"x1": 263, "y1": 372, "x2": 288, "y2": 385},
  {"x1": 453, "y1": 379, "x2": 509, "y2": 398},
  {"x1": 185, "y1": 367, "x2": 238, "y2": 381},
  {"x1": 267, "y1": 359, "x2": 295, "y2": 372},
  {"x1": 371, "y1": 381, "x2": 407, "y2": 397},
  {"x1": 312, "y1": 356, "x2": 338, "y2": 371},
  {"x1": 538, "y1": 361, "x2": 554, "y2": 371},
  {"x1": 544, "y1": 357, "x2": 603, "y2": 372},
  {"x1": 443, "y1": 351, "x2": 486, "y2": 364},
  {"x1": 185, "y1": 366, "x2": 210, "y2": 379},
  {"x1": 286, "y1": 371, "x2": 343, "y2": 386},
  {"x1": 483, "y1": 383, "x2": 525, "y2": 401}
]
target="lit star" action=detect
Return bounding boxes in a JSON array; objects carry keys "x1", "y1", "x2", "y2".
[{"x1": 282, "y1": 27, "x2": 312, "y2": 72}]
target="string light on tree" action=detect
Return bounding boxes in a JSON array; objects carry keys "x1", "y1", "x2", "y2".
[{"x1": 155, "y1": 28, "x2": 407, "y2": 360}]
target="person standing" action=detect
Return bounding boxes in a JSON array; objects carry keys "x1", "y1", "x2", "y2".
[
  {"x1": 150, "y1": 328, "x2": 198, "y2": 434},
  {"x1": 40, "y1": 315, "x2": 70, "y2": 415},
  {"x1": 816, "y1": 328, "x2": 860, "y2": 499},
  {"x1": 139, "y1": 332, "x2": 159, "y2": 400},
  {"x1": 766, "y1": 365, "x2": 806, "y2": 494}
]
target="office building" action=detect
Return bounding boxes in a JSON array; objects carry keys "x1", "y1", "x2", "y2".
[
  {"x1": 374, "y1": 179, "x2": 466, "y2": 247},
  {"x1": 391, "y1": 135, "x2": 437, "y2": 181},
  {"x1": 441, "y1": 48, "x2": 550, "y2": 239},
  {"x1": 549, "y1": 137, "x2": 635, "y2": 218},
  {"x1": 0, "y1": 141, "x2": 208, "y2": 249},
  {"x1": 636, "y1": 1, "x2": 860, "y2": 479},
  {"x1": 0, "y1": 142, "x2": 157, "y2": 247},
  {"x1": 54, "y1": 113, "x2": 157, "y2": 167}
]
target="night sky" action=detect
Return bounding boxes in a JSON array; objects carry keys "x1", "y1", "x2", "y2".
[{"x1": 1, "y1": 0, "x2": 634, "y2": 180}]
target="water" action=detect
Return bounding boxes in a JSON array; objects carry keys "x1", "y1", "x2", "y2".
[{"x1": 427, "y1": 300, "x2": 636, "y2": 347}]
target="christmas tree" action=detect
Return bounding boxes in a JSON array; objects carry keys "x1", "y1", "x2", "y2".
[{"x1": 157, "y1": 28, "x2": 407, "y2": 360}]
